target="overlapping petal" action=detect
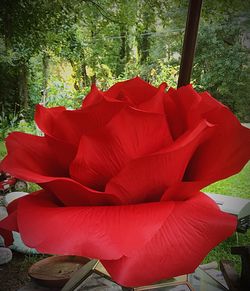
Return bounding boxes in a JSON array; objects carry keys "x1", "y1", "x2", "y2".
[
  {"x1": 105, "y1": 76, "x2": 158, "y2": 105},
  {"x1": 81, "y1": 83, "x2": 103, "y2": 108},
  {"x1": 164, "y1": 85, "x2": 219, "y2": 139},
  {"x1": 35, "y1": 97, "x2": 125, "y2": 144},
  {"x1": 138, "y1": 82, "x2": 168, "y2": 114},
  {"x1": 184, "y1": 107, "x2": 250, "y2": 183},
  {"x1": 41, "y1": 178, "x2": 122, "y2": 206},
  {"x1": 2, "y1": 152, "x2": 121, "y2": 206},
  {"x1": 106, "y1": 120, "x2": 214, "y2": 204},
  {"x1": 0, "y1": 190, "x2": 236, "y2": 287},
  {"x1": 102, "y1": 193, "x2": 237, "y2": 287},
  {"x1": 0, "y1": 77, "x2": 249, "y2": 288},
  {"x1": 8, "y1": 131, "x2": 76, "y2": 170},
  {"x1": 70, "y1": 107, "x2": 173, "y2": 190},
  {"x1": 0, "y1": 190, "x2": 175, "y2": 260},
  {"x1": 164, "y1": 84, "x2": 250, "y2": 185},
  {"x1": 1, "y1": 132, "x2": 121, "y2": 206},
  {"x1": 1, "y1": 132, "x2": 70, "y2": 180}
]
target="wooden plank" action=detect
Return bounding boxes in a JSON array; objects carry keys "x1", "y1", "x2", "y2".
[{"x1": 220, "y1": 260, "x2": 240, "y2": 291}]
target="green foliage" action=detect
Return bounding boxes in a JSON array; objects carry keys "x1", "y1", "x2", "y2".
[
  {"x1": 0, "y1": 0, "x2": 249, "y2": 127},
  {"x1": 0, "y1": 106, "x2": 36, "y2": 140},
  {"x1": 193, "y1": 19, "x2": 250, "y2": 121},
  {"x1": 14, "y1": 119, "x2": 36, "y2": 135},
  {"x1": 0, "y1": 2, "x2": 249, "y2": 274},
  {"x1": 0, "y1": 109, "x2": 19, "y2": 140},
  {"x1": 203, "y1": 231, "x2": 250, "y2": 273}
]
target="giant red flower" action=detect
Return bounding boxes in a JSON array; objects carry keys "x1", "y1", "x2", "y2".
[{"x1": 0, "y1": 77, "x2": 250, "y2": 287}]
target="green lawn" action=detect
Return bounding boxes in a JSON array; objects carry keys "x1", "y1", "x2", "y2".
[
  {"x1": 0, "y1": 140, "x2": 249, "y2": 271},
  {"x1": 204, "y1": 163, "x2": 250, "y2": 199},
  {"x1": 202, "y1": 162, "x2": 250, "y2": 270},
  {"x1": 0, "y1": 140, "x2": 7, "y2": 159}
]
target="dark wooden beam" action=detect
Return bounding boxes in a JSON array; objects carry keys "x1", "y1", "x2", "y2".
[{"x1": 177, "y1": 0, "x2": 203, "y2": 88}]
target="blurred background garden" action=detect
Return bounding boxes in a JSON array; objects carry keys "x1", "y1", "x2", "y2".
[
  {"x1": 0, "y1": 0, "x2": 249, "y2": 280},
  {"x1": 1, "y1": 0, "x2": 250, "y2": 139}
]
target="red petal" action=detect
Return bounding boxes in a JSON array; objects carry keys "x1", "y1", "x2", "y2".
[
  {"x1": 3, "y1": 161, "x2": 122, "y2": 205},
  {"x1": 138, "y1": 82, "x2": 168, "y2": 114},
  {"x1": 102, "y1": 193, "x2": 237, "y2": 287},
  {"x1": 164, "y1": 85, "x2": 250, "y2": 184},
  {"x1": 2, "y1": 153, "x2": 120, "y2": 206},
  {"x1": 40, "y1": 178, "x2": 122, "y2": 206},
  {"x1": 184, "y1": 107, "x2": 250, "y2": 182},
  {"x1": 81, "y1": 84, "x2": 103, "y2": 108},
  {"x1": 161, "y1": 180, "x2": 207, "y2": 201},
  {"x1": 173, "y1": 86, "x2": 228, "y2": 131},
  {"x1": 35, "y1": 100, "x2": 125, "y2": 144},
  {"x1": 15, "y1": 190, "x2": 175, "y2": 260},
  {"x1": 105, "y1": 77, "x2": 158, "y2": 105},
  {"x1": 190, "y1": 91, "x2": 225, "y2": 126},
  {"x1": 34, "y1": 104, "x2": 65, "y2": 130},
  {"x1": 7, "y1": 131, "x2": 76, "y2": 170},
  {"x1": 1, "y1": 132, "x2": 70, "y2": 181},
  {"x1": 164, "y1": 85, "x2": 222, "y2": 139},
  {"x1": 164, "y1": 85, "x2": 201, "y2": 139},
  {"x1": 1, "y1": 191, "x2": 236, "y2": 286},
  {"x1": 1, "y1": 132, "x2": 121, "y2": 206},
  {"x1": 45, "y1": 136, "x2": 77, "y2": 169},
  {"x1": 70, "y1": 107, "x2": 173, "y2": 190},
  {"x1": 106, "y1": 120, "x2": 214, "y2": 204}
]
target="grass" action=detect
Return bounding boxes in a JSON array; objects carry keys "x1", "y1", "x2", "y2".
[
  {"x1": 0, "y1": 140, "x2": 7, "y2": 158},
  {"x1": 203, "y1": 163, "x2": 250, "y2": 199},
  {"x1": 0, "y1": 140, "x2": 249, "y2": 273},
  {"x1": 202, "y1": 232, "x2": 249, "y2": 273},
  {"x1": 202, "y1": 162, "x2": 250, "y2": 271}
]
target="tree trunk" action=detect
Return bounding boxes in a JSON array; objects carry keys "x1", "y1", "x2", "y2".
[
  {"x1": 81, "y1": 63, "x2": 88, "y2": 88},
  {"x1": 120, "y1": 29, "x2": 126, "y2": 61},
  {"x1": 140, "y1": 30, "x2": 150, "y2": 64},
  {"x1": 69, "y1": 57, "x2": 89, "y2": 91},
  {"x1": 18, "y1": 62, "x2": 29, "y2": 111},
  {"x1": 2, "y1": 0, "x2": 12, "y2": 51},
  {"x1": 137, "y1": 9, "x2": 152, "y2": 65},
  {"x1": 90, "y1": 28, "x2": 97, "y2": 84},
  {"x1": 91, "y1": 74, "x2": 96, "y2": 84},
  {"x1": 42, "y1": 52, "x2": 49, "y2": 105},
  {"x1": 81, "y1": 50, "x2": 89, "y2": 88},
  {"x1": 69, "y1": 59, "x2": 80, "y2": 91},
  {"x1": 117, "y1": 26, "x2": 130, "y2": 76}
]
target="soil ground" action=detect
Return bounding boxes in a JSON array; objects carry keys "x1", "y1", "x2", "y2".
[{"x1": 0, "y1": 251, "x2": 46, "y2": 291}]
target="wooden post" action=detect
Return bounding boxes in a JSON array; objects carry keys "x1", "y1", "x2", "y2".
[{"x1": 177, "y1": 0, "x2": 203, "y2": 88}]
